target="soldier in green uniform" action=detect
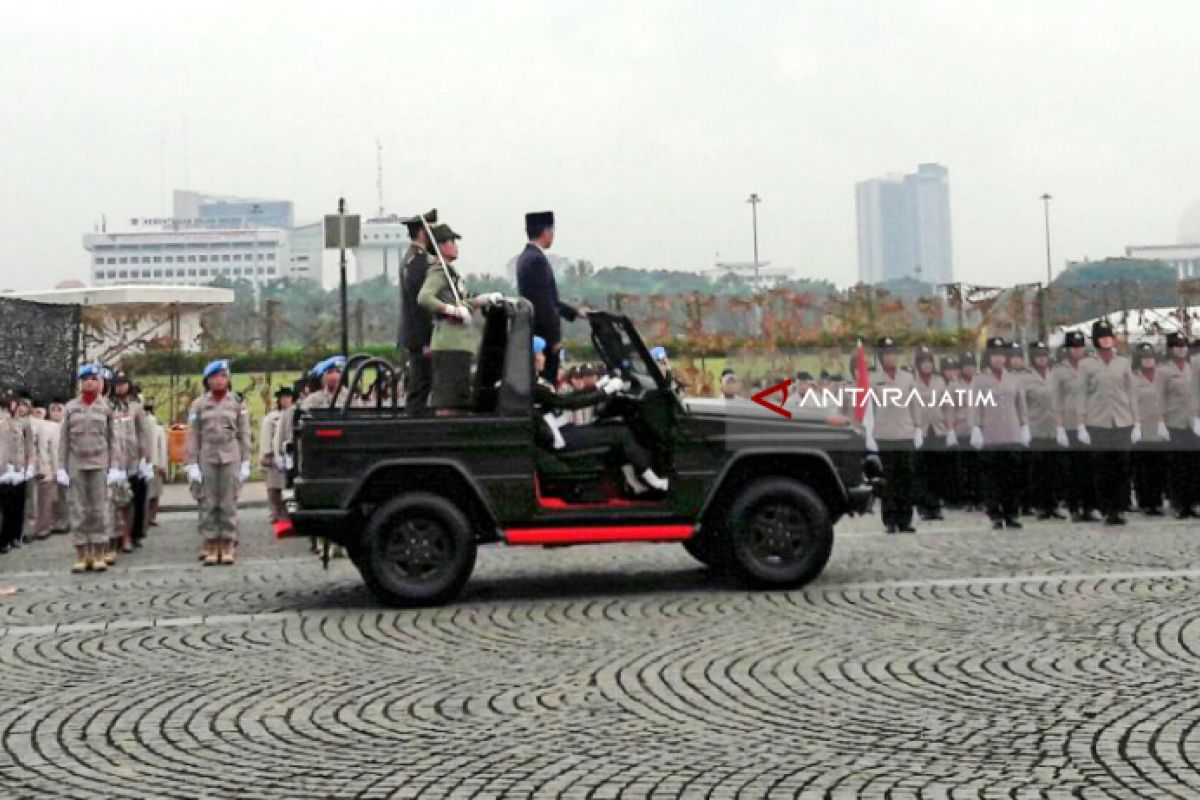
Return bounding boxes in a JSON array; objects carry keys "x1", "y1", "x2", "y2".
[
  {"x1": 416, "y1": 223, "x2": 503, "y2": 413},
  {"x1": 184, "y1": 360, "x2": 251, "y2": 565}
]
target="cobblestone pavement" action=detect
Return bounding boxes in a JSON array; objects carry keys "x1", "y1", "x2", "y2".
[{"x1": 3, "y1": 508, "x2": 1200, "y2": 798}]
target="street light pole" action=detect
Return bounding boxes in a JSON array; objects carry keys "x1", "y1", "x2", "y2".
[
  {"x1": 747, "y1": 193, "x2": 761, "y2": 286},
  {"x1": 1041, "y1": 193, "x2": 1053, "y2": 286}
]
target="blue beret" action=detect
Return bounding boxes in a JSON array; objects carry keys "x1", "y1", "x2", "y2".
[
  {"x1": 310, "y1": 358, "x2": 329, "y2": 377},
  {"x1": 533, "y1": 336, "x2": 546, "y2": 354},
  {"x1": 650, "y1": 346, "x2": 667, "y2": 361},
  {"x1": 202, "y1": 359, "x2": 230, "y2": 380},
  {"x1": 77, "y1": 363, "x2": 99, "y2": 379},
  {"x1": 313, "y1": 355, "x2": 346, "y2": 378}
]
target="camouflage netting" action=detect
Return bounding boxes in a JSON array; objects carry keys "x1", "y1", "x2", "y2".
[{"x1": 0, "y1": 298, "x2": 81, "y2": 402}]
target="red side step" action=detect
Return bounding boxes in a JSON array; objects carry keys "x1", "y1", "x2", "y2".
[{"x1": 504, "y1": 524, "x2": 694, "y2": 546}]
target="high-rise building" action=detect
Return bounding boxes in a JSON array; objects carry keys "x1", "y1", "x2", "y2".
[{"x1": 855, "y1": 163, "x2": 953, "y2": 285}]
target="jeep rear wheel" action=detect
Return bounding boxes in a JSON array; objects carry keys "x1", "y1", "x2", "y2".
[
  {"x1": 359, "y1": 493, "x2": 477, "y2": 607},
  {"x1": 718, "y1": 478, "x2": 832, "y2": 589}
]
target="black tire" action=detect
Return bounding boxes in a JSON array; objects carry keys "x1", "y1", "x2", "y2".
[
  {"x1": 358, "y1": 493, "x2": 477, "y2": 607},
  {"x1": 681, "y1": 534, "x2": 719, "y2": 568},
  {"x1": 715, "y1": 478, "x2": 833, "y2": 589}
]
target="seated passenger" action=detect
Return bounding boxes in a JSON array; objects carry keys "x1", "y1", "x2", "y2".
[{"x1": 532, "y1": 336, "x2": 669, "y2": 494}]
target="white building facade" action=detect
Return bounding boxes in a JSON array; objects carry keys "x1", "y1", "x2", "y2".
[
  {"x1": 1125, "y1": 243, "x2": 1200, "y2": 280},
  {"x1": 84, "y1": 226, "x2": 292, "y2": 287}
]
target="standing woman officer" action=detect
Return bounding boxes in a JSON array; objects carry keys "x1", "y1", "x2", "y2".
[
  {"x1": 184, "y1": 360, "x2": 251, "y2": 566},
  {"x1": 417, "y1": 223, "x2": 502, "y2": 413},
  {"x1": 57, "y1": 364, "x2": 121, "y2": 572}
]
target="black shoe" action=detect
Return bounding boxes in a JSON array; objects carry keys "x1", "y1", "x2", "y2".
[
  {"x1": 1073, "y1": 511, "x2": 1099, "y2": 523},
  {"x1": 1005, "y1": 518, "x2": 1023, "y2": 529},
  {"x1": 1048, "y1": 509, "x2": 1067, "y2": 520},
  {"x1": 1037, "y1": 511, "x2": 1053, "y2": 520},
  {"x1": 1176, "y1": 509, "x2": 1193, "y2": 520},
  {"x1": 992, "y1": 520, "x2": 1005, "y2": 530},
  {"x1": 898, "y1": 524, "x2": 917, "y2": 533},
  {"x1": 1143, "y1": 507, "x2": 1164, "y2": 517},
  {"x1": 885, "y1": 523, "x2": 898, "y2": 534},
  {"x1": 1104, "y1": 514, "x2": 1127, "y2": 526}
]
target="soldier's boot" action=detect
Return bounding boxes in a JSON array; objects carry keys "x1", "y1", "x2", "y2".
[
  {"x1": 72, "y1": 548, "x2": 88, "y2": 573},
  {"x1": 202, "y1": 541, "x2": 220, "y2": 567},
  {"x1": 102, "y1": 541, "x2": 117, "y2": 566},
  {"x1": 219, "y1": 541, "x2": 237, "y2": 566},
  {"x1": 91, "y1": 545, "x2": 108, "y2": 572}
]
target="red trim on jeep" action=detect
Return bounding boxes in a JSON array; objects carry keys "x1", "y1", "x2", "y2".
[
  {"x1": 534, "y1": 473, "x2": 659, "y2": 510},
  {"x1": 272, "y1": 519, "x2": 295, "y2": 538},
  {"x1": 504, "y1": 525, "x2": 694, "y2": 545}
]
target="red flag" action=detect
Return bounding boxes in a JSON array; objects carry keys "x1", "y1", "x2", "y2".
[{"x1": 854, "y1": 339, "x2": 871, "y2": 424}]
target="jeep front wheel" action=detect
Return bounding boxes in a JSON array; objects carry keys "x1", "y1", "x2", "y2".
[
  {"x1": 719, "y1": 478, "x2": 833, "y2": 589},
  {"x1": 359, "y1": 493, "x2": 477, "y2": 607}
]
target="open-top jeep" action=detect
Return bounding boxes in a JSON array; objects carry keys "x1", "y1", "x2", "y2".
[{"x1": 286, "y1": 300, "x2": 874, "y2": 606}]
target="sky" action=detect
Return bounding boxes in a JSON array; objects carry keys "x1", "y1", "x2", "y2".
[{"x1": 2, "y1": 0, "x2": 1199, "y2": 292}]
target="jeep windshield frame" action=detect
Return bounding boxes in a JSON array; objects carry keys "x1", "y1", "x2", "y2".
[{"x1": 588, "y1": 312, "x2": 670, "y2": 393}]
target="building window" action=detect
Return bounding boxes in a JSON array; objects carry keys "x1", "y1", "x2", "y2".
[
  {"x1": 187, "y1": 255, "x2": 197, "y2": 262},
  {"x1": 93, "y1": 257, "x2": 103, "y2": 265},
  {"x1": 153, "y1": 256, "x2": 162, "y2": 263},
  {"x1": 199, "y1": 255, "x2": 209, "y2": 262},
  {"x1": 199, "y1": 268, "x2": 209, "y2": 276},
  {"x1": 106, "y1": 270, "x2": 116, "y2": 279},
  {"x1": 165, "y1": 269, "x2": 175, "y2": 278},
  {"x1": 267, "y1": 253, "x2": 275, "y2": 260},
  {"x1": 95, "y1": 271, "x2": 104, "y2": 280},
  {"x1": 232, "y1": 254, "x2": 242, "y2": 262},
  {"x1": 119, "y1": 257, "x2": 128, "y2": 264},
  {"x1": 142, "y1": 256, "x2": 152, "y2": 264},
  {"x1": 267, "y1": 267, "x2": 276, "y2": 275},
  {"x1": 118, "y1": 271, "x2": 128, "y2": 279},
  {"x1": 222, "y1": 254, "x2": 231, "y2": 262}
]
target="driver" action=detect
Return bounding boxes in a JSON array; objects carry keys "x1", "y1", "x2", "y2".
[{"x1": 532, "y1": 336, "x2": 669, "y2": 494}]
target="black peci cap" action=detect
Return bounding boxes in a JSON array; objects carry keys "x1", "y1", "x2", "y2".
[
  {"x1": 1064, "y1": 331, "x2": 1086, "y2": 348},
  {"x1": 876, "y1": 336, "x2": 898, "y2": 352},
  {"x1": 1166, "y1": 331, "x2": 1188, "y2": 348},
  {"x1": 959, "y1": 350, "x2": 976, "y2": 367},
  {"x1": 985, "y1": 336, "x2": 1007, "y2": 352},
  {"x1": 940, "y1": 356, "x2": 960, "y2": 370},
  {"x1": 1092, "y1": 319, "x2": 1115, "y2": 341},
  {"x1": 403, "y1": 208, "x2": 438, "y2": 238},
  {"x1": 914, "y1": 346, "x2": 934, "y2": 365}
]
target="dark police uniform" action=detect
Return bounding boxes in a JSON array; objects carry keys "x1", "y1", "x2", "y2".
[
  {"x1": 399, "y1": 209, "x2": 438, "y2": 415},
  {"x1": 517, "y1": 211, "x2": 579, "y2": 383}
]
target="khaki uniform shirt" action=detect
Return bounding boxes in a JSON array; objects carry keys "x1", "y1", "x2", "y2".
[
  {"x1": 867, "y1": 367, "x2": 921, "y2": 442},
  {"x1": 968, "y1": 369, "x2": 1028, "y2": 445},
  {"x1": 913, "y1": 373, "x2": 952, "y2": 437},
  {"x1": 1, "y1": 412, "x2": 33, "y2": 472},
  {"x1": 1080, "y1": 353, "x2": 1137, "y2": 428},
  {"x1": 1161, "y1": 359, "x2": 1196, "y2": 429},
  {"x1": 111, "y1": 397, "x2": 152, "y2": 471},
  {"x1": 949, "y1": 378, "x2": 973, "y2": 435},
  {"x1": 259, "y1": 409, "x2": 281, "y2": 469},
  {"x1": 1132, "y1": 370, "x2": 1166, "y2": 441},
  {"x1": 37, "y1": 419, "x2": 61, "y2": 476},
  {"x1": 58, "y1": 397, "x2": 115, "y2": 472},
  {"x1": 1050, "y1": 359, "x2": 1089, "y2": 429},
  {"x1": 184, "y1": 392, "x2": 251, "y2": 466},
  {"x1": 1022, "y1": 368, "x2": 1057, "y2": 439}
]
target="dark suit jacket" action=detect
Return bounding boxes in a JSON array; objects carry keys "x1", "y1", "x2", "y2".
[
  {"x1": 399, "y1": 244, "x2": 433, "y2": 351},
  {"x1": 516, "y1": 243, "x2": 577, "y2": 345}
]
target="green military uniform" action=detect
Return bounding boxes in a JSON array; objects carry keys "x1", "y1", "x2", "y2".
[{"x1": 417, "y1": 224, "x2": 479, "y2": 411}]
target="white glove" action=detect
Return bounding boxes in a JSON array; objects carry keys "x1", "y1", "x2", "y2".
[
  {"x1": 1055, "y1": 426, "x2": 1069, "y2": 448},
  {"x1": 56, "y1": 468, "x2": 69, "y2": 487},
  {"x1": 138, "y1": 458, "x2": 154, "y2": 480},
  {"x1": 601, "y1": 378, "x2": 623, "y2": 396},
  {"x1": 1157, "y1": 421, "x2": 1170, "y2": 441},
  {"x1": 945, "y1": 431, "x2": 958, "y2": 448},
  {"x1": 913, "y1": 428, "x2": 924, "y2": 450},
  {"x1": 1077, "y1": 425, "x2": 1091, "y2": 446},
  {"x1": 106, "y1": 467, "x2": 125, "y2": 486},
  {"x1": 238, "y1": 461, "x2": 250, "y2": 483},
  {"x1": 185, "y1": 463, "x2": 203, "y2": 485},
  {"x1": 1193, "y1": 417, "x2": 1200, "y2": 437},
  {"x1": 23, "y1": 464, "x2": 35, "y2": 481},
  {"x1": 1020, "y1": 424, "x2": 1032, "y2": 447},
  {"x1": 864, "y1": 433, "x2": 879, "y2": 453},
  {"x1": 0, "y1": 467, "x2": 18, "y2": 485},
  {"x1": 970, "y1": 426, "x2": 984, "y2": 450},
  {"x1": 281, "y1": 454, "x2": 294, "y2": 472},
  {"x1": 1131, "y1": 423, "x2": 1142, "y2": 445},
  {"x1": 478, "y1": 292, "x2": 504, "y2": 306},
  {"x1": 449, "y1": 305, "x2": 472, "y2": 324}
]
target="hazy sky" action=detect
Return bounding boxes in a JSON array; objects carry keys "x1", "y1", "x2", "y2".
[{"x1": 3, "y1": 1, "x2": 1200, "y2": 292}]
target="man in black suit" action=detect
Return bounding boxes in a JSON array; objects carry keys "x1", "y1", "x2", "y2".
[
  {"x1": 398, "y1": 209, "x2": 438, "y2": 414},
  {"x1": 516, "y1": 210, "x2": 584, "y2": 383}
]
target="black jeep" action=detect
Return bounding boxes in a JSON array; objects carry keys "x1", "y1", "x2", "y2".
[{"x1": 286, "y1": 300, "x2": 873, "y2": 606}]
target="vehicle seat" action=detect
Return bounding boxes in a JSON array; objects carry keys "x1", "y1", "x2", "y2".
[{"x1": 534, "y1": 444, "x2": 611, "y2": 480}]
